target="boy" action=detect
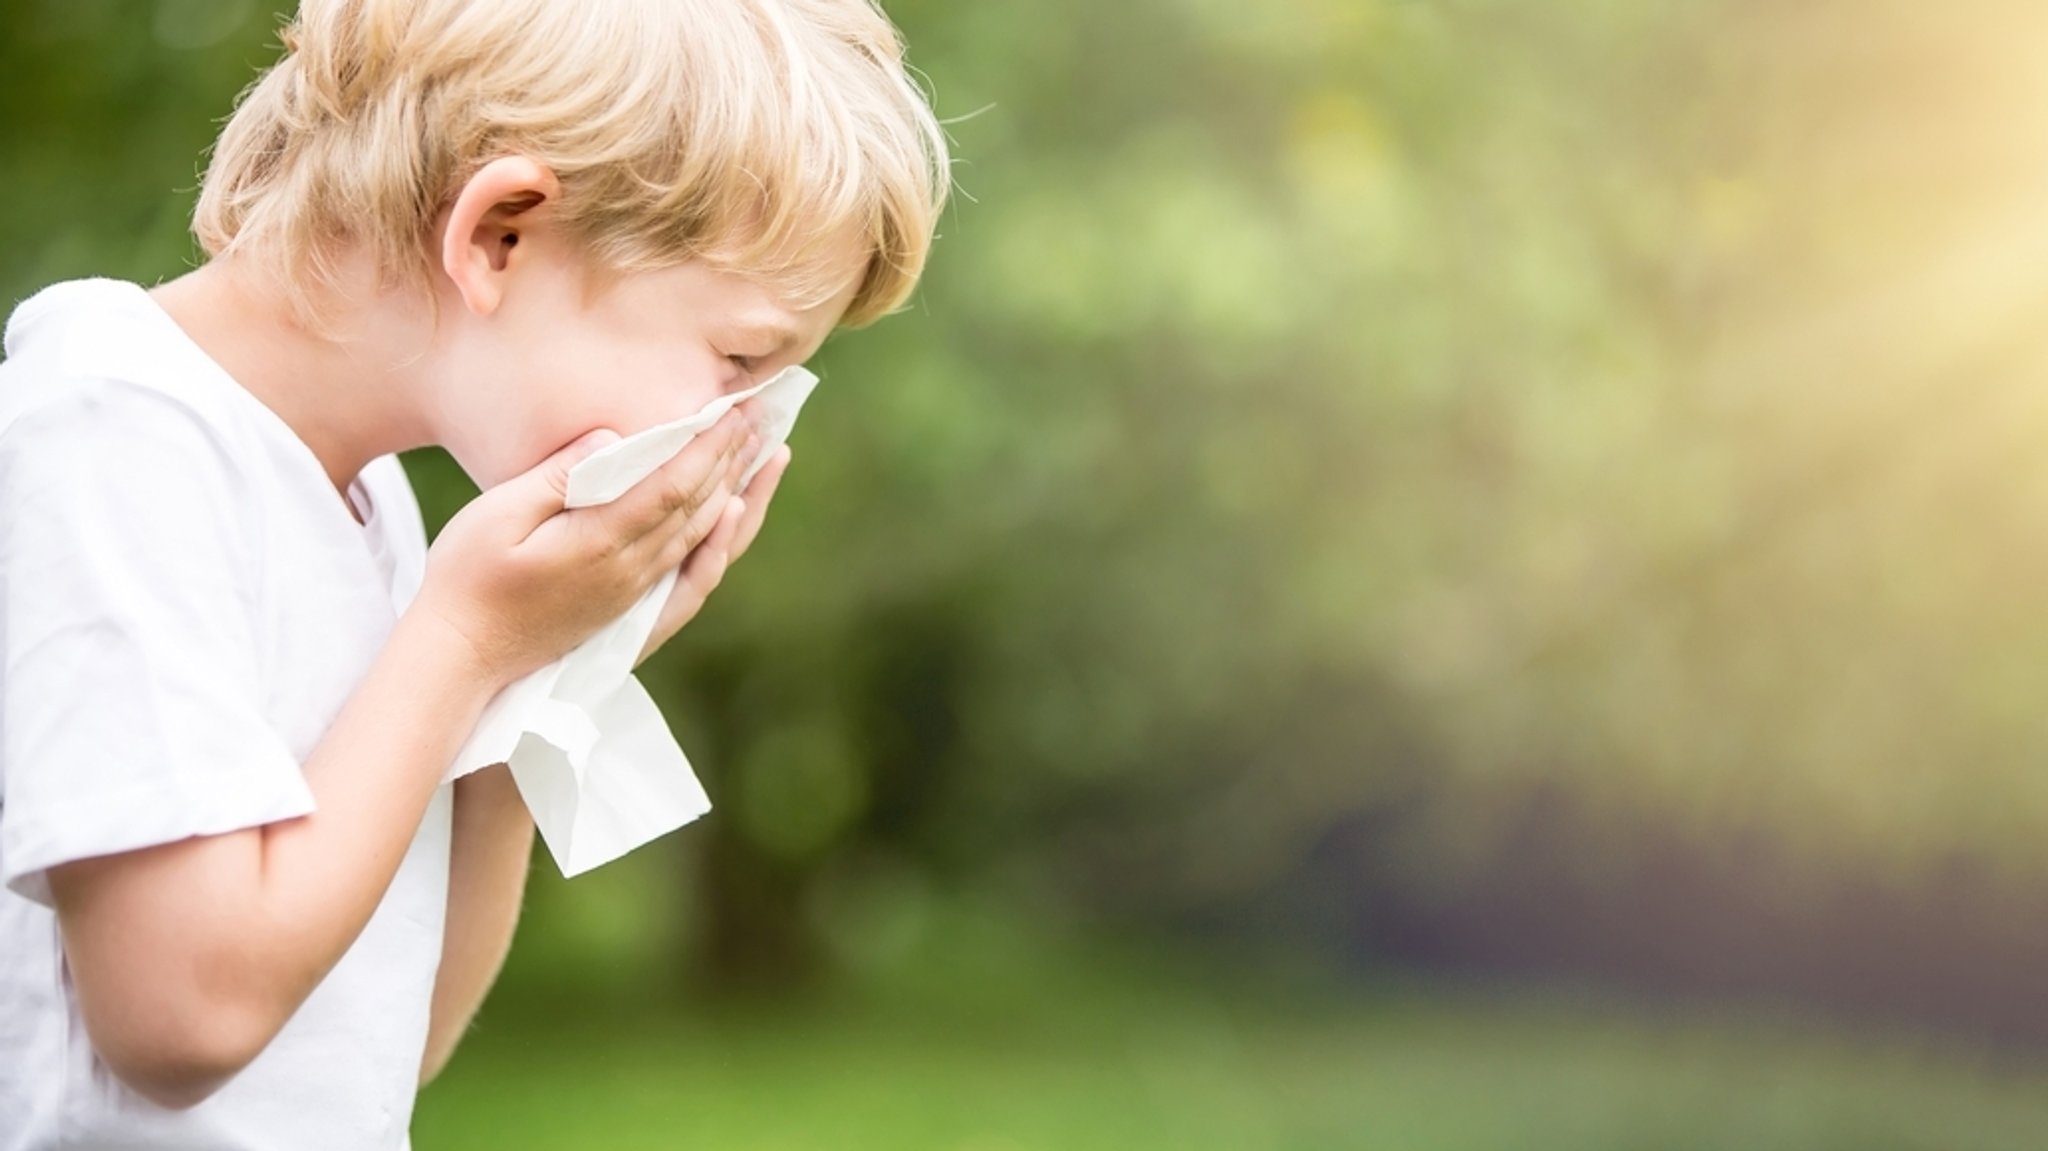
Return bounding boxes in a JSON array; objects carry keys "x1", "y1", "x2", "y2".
[{"x1": 0, "y1": 0, "x2": 948, "y2": 1146}]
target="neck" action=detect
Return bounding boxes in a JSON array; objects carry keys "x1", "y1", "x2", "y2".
[{"x1": 148, "y1": 256, "x2": 442, "y2": 505}]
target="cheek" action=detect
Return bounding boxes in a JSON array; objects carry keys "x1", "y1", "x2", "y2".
[
  {"x1": 580, "y1": 339, "x2": 729, "y2": 431},
  {"x1": 450, "y1": 335, "x2": 613, "y2": 488},
  {"x1": 526, "y1": 338, "x2": 726, "y2": 457},
  {"x1": 451, "y1": 315, "x2": 732, "y2": 486},
  {"x1": 433, "y1": 335, "x2": 547, "y2": 489}
]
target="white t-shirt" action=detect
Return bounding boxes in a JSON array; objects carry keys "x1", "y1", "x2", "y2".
[{"x1": 0, "y1": 278, "x2": 453, "y2": 1149}]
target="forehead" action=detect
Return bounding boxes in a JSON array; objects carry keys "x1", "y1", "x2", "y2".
[
  {"x1": 713, "y1": 248, "x2": 868, "y2": 347},
  {"x1": 717, "y1": 221, "x2": 872, "y2": 324},
  {"x1": 584, "y1": 254, "x2": 856, "y2": 349},
  {"x1": 715, "y1": 276, "x2": 860, "y2": 357}
]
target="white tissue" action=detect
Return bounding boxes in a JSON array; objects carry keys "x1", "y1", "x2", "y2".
[{"x1": 446, "y1": 365, "x2": 820, "y2": 876}]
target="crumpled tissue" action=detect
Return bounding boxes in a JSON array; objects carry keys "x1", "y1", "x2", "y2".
[{"x1": 444, "y1": 365, "x2": 819, "y2": 876}]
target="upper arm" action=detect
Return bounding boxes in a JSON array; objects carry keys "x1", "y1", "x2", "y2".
[
  {"x1": 47, "y1": 828, "x2": 279, "y2": 1109},
  {"x1": 0, "y1": 382, "x2": 314, "y2": 899},
  {"x1": 0, "y1": 383, "x2": 316, "y2": 1103}
]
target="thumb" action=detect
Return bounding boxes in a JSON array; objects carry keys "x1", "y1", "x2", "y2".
[{"x1": 494, "y1": 427, "x2": 622, "y2": 519}]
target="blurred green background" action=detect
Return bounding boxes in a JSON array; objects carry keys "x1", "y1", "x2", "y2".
[{"x1": 12, "y1": 0, "x2": 2048, "y2": 1147}]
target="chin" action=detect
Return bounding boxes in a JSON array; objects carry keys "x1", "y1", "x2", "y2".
[{"x1": 450, "y1": 417, "x2": 562, "y2": 490}]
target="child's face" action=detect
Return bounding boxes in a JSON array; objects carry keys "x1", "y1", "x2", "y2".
[{"x1": 433, "y1": 252, "x2": 858, "y2": 489}]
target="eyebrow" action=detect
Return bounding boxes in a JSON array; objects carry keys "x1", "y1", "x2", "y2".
[{"x1": 725, "y1": 319, "x2": 803, "y2": 353}]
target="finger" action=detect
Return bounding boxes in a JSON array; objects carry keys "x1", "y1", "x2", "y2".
[
  {"x1": 637, "y1": 498, "x2": 745, "y2": 665},
  {"x1": 673, "y1": 496, "x2": 745, "y2": 606},
  {"x1": 728, "y1": 444, "x2": 790, "y2": 560},
  {"x1": 501, "y1": 429, "x2": 622, "y2": 543},
  {"x1": 598, "y1": 410, "x2": 750, "y2": 542},
  {"x1": 658, "y1": 410, "x2": 751, "y2": 522},
  {"x1": 638, "y1": 473, "x2": 736, "y2": 571}
]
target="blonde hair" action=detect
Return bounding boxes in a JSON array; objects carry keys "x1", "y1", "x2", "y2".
[{"x1": 193, "y1": 0, "x2": 950, "y2": 328}]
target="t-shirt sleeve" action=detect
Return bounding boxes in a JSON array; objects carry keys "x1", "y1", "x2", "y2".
[{"x1": 0, "y1": 380, "x2": 316, "y2": 906}]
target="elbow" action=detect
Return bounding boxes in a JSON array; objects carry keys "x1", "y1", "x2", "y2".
[{"x1": 85, "y1": 997, "x2": 278, "y2": 1110}]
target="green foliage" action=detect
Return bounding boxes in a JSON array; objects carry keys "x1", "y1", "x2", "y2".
[{"x1": 10, "y1": 0, "x2": 2048, "y2": 986}]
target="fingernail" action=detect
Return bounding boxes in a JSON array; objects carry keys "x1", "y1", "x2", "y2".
[{"x1": 731, "y1": 497, "x2": 747, "y2": 519}]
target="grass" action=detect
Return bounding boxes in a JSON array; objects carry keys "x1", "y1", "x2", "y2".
[{"x1": 413, "y1": 900, "x2": 2048, "y2": 1151}]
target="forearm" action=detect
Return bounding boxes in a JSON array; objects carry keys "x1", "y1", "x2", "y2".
[
  {"x1": 247, "y1": 611, "x2": 501, "y2": 1001},
  {"x1": 421, "y1": 763, "x2": 535, "y2": 1084}
]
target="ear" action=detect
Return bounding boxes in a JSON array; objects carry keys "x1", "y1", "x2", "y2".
[{"x1": 440, "y1": 155, "x2": 563, "y2": 317}]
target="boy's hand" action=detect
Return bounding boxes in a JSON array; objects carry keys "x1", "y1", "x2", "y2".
[
  {"x1": 633, "y1": 439, "x2": 793, "y2": 667},
  {"x1": 414, "y1": 408, "x2": 762, "y2": 686}
]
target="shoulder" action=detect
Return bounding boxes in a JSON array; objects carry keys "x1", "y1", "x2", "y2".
[
  {"x1": 2, "y1": 278, "x2": 264, "y2": 464},
  {"x1": 0, "y1": 382, "x2": 262, "y2": 611},
  {"x1": 0, "y1": 279, "x2": 262, "y2": 499},
  {"x1": 0, "y1": 378, "x2": 255, "y2": 522}
]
